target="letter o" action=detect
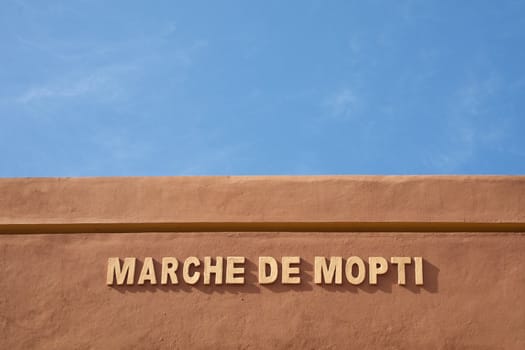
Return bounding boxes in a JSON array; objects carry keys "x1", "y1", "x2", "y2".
[{"x1": 345, "y1": 256, "x2": 366, "y2": 285}]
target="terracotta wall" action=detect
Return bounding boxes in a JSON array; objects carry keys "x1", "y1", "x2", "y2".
[{"x1": 1, "y1": 176, "x2": 524, "y2": 349}]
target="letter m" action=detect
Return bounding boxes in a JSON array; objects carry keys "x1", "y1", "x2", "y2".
[
  {"x1": 314, "y1": 256, "x2": 343, "y2": 284},
  {"x1": 107, "y1": 257, "x2": 136, "y2": 285}
]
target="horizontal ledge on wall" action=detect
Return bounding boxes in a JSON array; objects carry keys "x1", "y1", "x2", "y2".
[{"x1": 0, "y1": 222, "x2": 524, "y2": 234}]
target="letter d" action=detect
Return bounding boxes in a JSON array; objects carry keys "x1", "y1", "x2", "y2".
[{"x1": 258, "y1": 256, "x2": 278, "y2": 284}]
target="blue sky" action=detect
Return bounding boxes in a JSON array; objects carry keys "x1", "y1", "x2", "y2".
[{"x1": 1, "y1": 0, "x2": 524, "y2": 176}]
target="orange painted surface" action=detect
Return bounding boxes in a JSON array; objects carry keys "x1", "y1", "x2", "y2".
[{"x1": 1, "y1": 176, "x2": 524, "y2": 349}]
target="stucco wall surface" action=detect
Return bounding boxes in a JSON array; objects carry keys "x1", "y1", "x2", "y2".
[
  {"x1": 1, "y1": 176, "x2": 524, "y2": 225},
  {"x1": 0, "y1": 176, "x2": 524, "y2": 349}
]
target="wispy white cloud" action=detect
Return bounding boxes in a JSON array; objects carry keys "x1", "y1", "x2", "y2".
[
  {"x1": 457, "y1": 74, "x2": 500, "y2": 116},
  {"x1": 431, "y1": 127, "x2": 476, "y2": 171},
  {"x1": 16, "y1": 64, "x2": 137, "y2": 104},
  {"x1": 10, "y1": 18, "x2": 209, "y2": 107},
  {"x1": 324, "y1": 88, "x2": 361, "y2": 120},
  {"x1": 429, "y1": 74, "x2": 507, "y2": 172},
  {"x1": 172, "y1": 39, "x2": 209, "y2": 66},
  {"x1": 163, "y1": 21, "x2": 178, "y2": 36}
]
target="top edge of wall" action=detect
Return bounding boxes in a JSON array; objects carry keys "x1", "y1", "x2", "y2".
[{"x1": 1, "y1": 176, "x2": 524, "y2": 225}]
